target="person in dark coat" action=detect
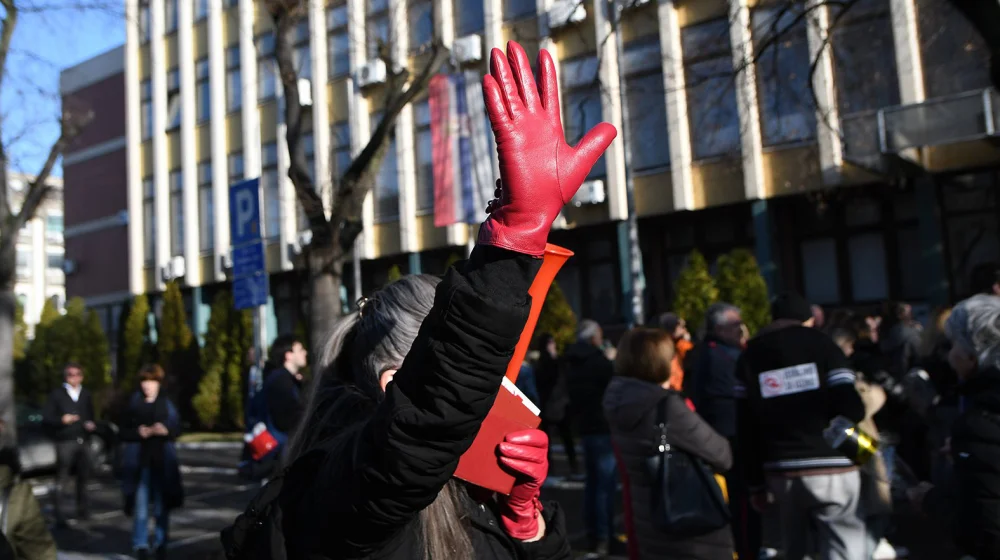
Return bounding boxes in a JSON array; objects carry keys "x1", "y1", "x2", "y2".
[
  {"x1": 277, "y1": 40, "x2": 614, "y2": 559},
  {"x1": 564, "y1": 319, "x2": 618, "y2": 554},
  {"x1": 605, "y1": 328, "x2": 733, "y2": 560},
  {"x1": 534, "y1": 334, "x2": 578, "y2": 477},
  {"x1": 910, "y1": 295, "x2": 1000, "y2": 559},
  {"x1": 119, "y1": 364, "x2": 184, "y2": 560},
  {"x1": 263, "y1": 334, "x2": 308, "y2": 438},
  {"x1": 41, "y1": 362, "x2": 96, "y2": 526}
]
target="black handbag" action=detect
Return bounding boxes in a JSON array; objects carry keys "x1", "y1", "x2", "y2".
[{"x1": 646, "y1": 396, "x2": 730, "y2": 535}]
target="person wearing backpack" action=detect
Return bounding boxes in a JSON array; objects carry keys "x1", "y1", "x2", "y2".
[
  {"x1": 224, "y1": 41, "x2": 613, "y2": 560},
  {"x1": 0, "y1": 426, "x2": 57, "y2": 560}
]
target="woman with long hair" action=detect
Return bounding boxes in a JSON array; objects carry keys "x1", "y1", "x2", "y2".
[
  {"x1": 119, "y1": 364, "x2": 183, "y2": 560},
  {"x1": 278, "y1": 40, "x2": 615, "y2": 559}
]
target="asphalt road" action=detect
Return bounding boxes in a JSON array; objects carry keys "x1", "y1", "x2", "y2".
[{"x1": 32, "y1": 443, "x2": 958, "y2": 560}]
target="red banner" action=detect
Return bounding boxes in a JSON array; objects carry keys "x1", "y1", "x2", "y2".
[{"x1": 429, "y1": 74, "x2": 455, "y2": 227}]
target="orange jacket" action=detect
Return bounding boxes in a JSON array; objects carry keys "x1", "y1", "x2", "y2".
[{"x1": 668, "y1": 339, "x2": 694, "y2": 391}]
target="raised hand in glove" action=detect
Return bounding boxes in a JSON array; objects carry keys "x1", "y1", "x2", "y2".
[
  {"x1": 480, "y1": 41, "x2": 617, "y2": 256},
  {"x1": 497, "y1": 429, "x2": 549, "y2": 541}
]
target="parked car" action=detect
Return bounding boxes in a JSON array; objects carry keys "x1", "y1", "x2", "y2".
[{"x1": 16, "y1": 404, "x2": 118, "y2": 475}]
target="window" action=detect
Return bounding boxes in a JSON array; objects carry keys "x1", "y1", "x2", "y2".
[
  {"x1": 257, "y1": 33, "x2": 277, "y2": 101},
  {"x1": 917, "y1": 0, "x2": 992, "y2": 98},
  {"x1": 624, "y1": 40, "x2": 669, "y2": 171},
  {"x1": 414, "y1": 100, "x2": 433, "y2": 212},
  {"x1": 331, "y1": 122, "x2": 352, "y2": 178},
  {"x1": 196, "y1": 58, "x2": 210, "y2": 122},
  {"x1": 46, "y1": 214, "x2": 63, "y2": 233},
  {"x1": 224, "y1": 0, "x2": 238, "y2": 6},
  {"x1": 848, "y1": 233, "x2": 888, "y2": 301},
  {"x1": 165, "y1": 0, "x2": 178, "y2": 33},
  {"x1": 367, "y1": 0, "x2": 390, "y2": 60},
  {"x1": 169, "y1": 170, "x2": 184, "y2": 256},
  {"x1": 294, "y1": 19, "x2": 312, "y2": 79},
  {"x1": 562, "y1": 56, "x2": 605, "y2": 178},
  {"x1": 371, "y1": 113, "x2": 399, "y2": 221},
  {"x1": 141, "y1": 79, "x2": 153, "y2": 139},
  {"x1": 455, "y1": 0, "x2": 484, "y2": 36},
  {"x1": 831, "y1": 0, "x2": 899, "y2": 114},
  {"x1": 303, "y1": 132, "x2": 316, "y2": 183},
  {"x1": 139, "y1": 3, "x2": 151, "y2": 42},
  {"x1": 226, "y1": 46, "x2": 242, "y2": 111},
  {"x1": 504, "y1": 0, "x2": 535, "y2": 20},
  {"x1": 16, "y1": 248, "x2": 31, "y2": 278},
  {"x1": 800, "y1": 238, "x2": 840, "y2": 304},
  {"x1": 752, "y1": 7, "x2": 816, "y2": 145},
  {"x1": 167, "y1": 68, "x2": 182, "y2": 129},
  {"x1": 328, "y1": 4, "x2": 350, "y2": 77},
  {"x1": 682, "y1": 19, "x2": 740, "y2": 159},
  {"x1": 195, "y1": 0, "x2": 208, "y2": 20},
  {"x1": 143, "y1": 178, "x2": 155, "y2": 263},
  {"x1": 262, "y1": 142, "x2": 281, "y2": 239},
  {"x1": 228, "y1": 152, "x2": 245, "y2": 185},
  {"x1": 198, "y1": 162, "x2": 214, "y2": 253},
  {"x1": 47, "y1": 252, "x2": 64, "y2": 271},
  {"x1": 409, "y1": 0, "x2": 433, "y2": 51}
]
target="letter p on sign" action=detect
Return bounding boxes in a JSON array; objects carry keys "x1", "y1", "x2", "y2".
[{"x1": 229, "y1": 178, "x2": 262, "y2": 246}]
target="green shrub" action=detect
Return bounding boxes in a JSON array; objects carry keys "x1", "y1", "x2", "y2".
[
  {"x1": 715, "y1": 248, "x2": 771, "y2": 336},
  {"x1": 536, "y1": 281, "x2": 577, "y2": 353},
  {"x1": 118, "y1": 295, "x2": 154, "y2": 391},
  {"x1": 672, "y1": 250, "x2": 719, "y2": 334}
]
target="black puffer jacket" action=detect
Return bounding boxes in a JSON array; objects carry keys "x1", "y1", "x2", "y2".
[
  {"x1": 565, "y1": 342, "x2": 615, "y2": 436},
  {"x1": 280, "y1": 247, "x2": 571, "y2": 559},
  {"x1": 925, "y1": 366, "x2": 1000, "y2": 559},
  {"x1": 604, "y1": 377, "x2": 733, "y2": 560}
]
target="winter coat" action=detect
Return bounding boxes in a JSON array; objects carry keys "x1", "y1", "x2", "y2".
[
  {"x1": 925, "y1": 366, "x2": 1000, "y2": 559},
  {"x1": 279, "y1": 247, "x2": 572, "y2": 559},
  {"x1": 604, "y1": 376, "x2": 733, "y2": 560},
  {"x1": 536, "y1": 354, "x2": 569, "y2": 424},
  {"x1": 263, "y1": 368, "x2": 303, "y2": 435},
  {"x1": 118, "y1": 393, "x2": 184, "y2": 516},
  {"x1": 0, "y1": 455, "x2": 56, "y2": 560},
  {"x1": 41, "y1": 386, "x2": 95, "y2": 442},
  {"x1": 684, "y1": 336, "x2": 742, "y2": 440},
  {"x1": 564, "y1": 342, "x2": 615, "y2": 436},
  {"x1": 880, "y1": 322, "x2": 921, "y2": 381}
]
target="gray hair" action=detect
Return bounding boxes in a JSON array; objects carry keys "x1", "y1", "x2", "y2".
[
  {"x1": 705, "y1": 302, "x2": 740, "y2": 333},
  {"x1": 578, "y1": 319, "x2": 601, "y2": 342},
  {"x1": 945, "y1": 294, "x2": 1000, "y2": 371}
]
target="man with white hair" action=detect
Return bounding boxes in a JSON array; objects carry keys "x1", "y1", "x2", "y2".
[
  {"x1": 686, "y1": 302, "x2": 744, "y2": 439},
  {"x1": 910, "y1": 294, "x2": 1000, "y2": 559}
]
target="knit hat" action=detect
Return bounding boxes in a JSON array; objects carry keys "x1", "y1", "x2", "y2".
[{"x1": 771, "y1": 292, "x2": 813, "y2": 322}]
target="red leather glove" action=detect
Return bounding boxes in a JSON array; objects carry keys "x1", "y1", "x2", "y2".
[
  {"x1": 497, "y1": 429, "x2": 549, "y2": 540},
  {"x1": 480, "y1": 41, "x2": 617, "y2": 256}
]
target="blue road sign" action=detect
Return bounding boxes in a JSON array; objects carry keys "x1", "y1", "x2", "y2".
[
  {"x1": 229, "y1": 178, "x2": 262, "y2": 246},
  {"x1": 234, "y1": 273, "x2": 269, "y2": 310},
  {"x1": 232, "y1": 241, "x2": 266, "y2": 279}
]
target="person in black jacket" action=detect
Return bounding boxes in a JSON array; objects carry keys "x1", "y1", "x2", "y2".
[
  {"x1": 276, "y1": 40, "x2": 615, "y2": 559},
  {"x1": 534, "y1": 334, "x2": 579, "y2": 478},
  {"x1": 605, "y1": 328, "x2": 733, "y2": 560},
  {"x1": 909, "y1": 294, "x2": 1000, "y2": 559},
  {"x1": 564, "y1": 319, "x2": 618, "y2": 554},
  {"x1": 263, "y1": 335, "x2": 308, "y2": 439},
  {"x1": 41, "y1": 362, "x2": 96, "y2": 526},
  {"x1": 735, "y1": 293, "x2": 867, "y2": 560}
]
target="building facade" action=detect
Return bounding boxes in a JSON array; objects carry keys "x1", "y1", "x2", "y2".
[
  {"x1": 65, "y1": 0, "x2": 1000, "y2": 343},
  {"x1": 9, "y1": 173, "x2": 66, "y2": 333}
]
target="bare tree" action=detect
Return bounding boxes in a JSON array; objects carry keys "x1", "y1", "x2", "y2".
[
  {"x1": 0, "y1": 0, "x2": 95, "y2": 447},
  {"x1": 264, "y1": 0, "x2": 447, "y2": 352}
]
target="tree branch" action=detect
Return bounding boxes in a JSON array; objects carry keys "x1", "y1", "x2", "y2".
[{"x1": 0, "y1": 0, "x2": 19, "y2": 225}]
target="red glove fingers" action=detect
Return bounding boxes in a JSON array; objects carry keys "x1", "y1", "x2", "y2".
[{"x1": 497, "y1": 429, "x2": 549, "y2": 540}]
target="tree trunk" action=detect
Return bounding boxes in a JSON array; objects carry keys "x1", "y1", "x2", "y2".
[
  {"x1": 308, "y1": 246, "x2": 344, "y2": 359},
  {"x1": 0, "y1": 289, "x2": 17, "y2": 447}
]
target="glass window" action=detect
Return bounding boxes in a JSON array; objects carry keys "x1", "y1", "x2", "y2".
[
  {"x1": 800, "y1": 238, "x2": 840, "y2": 304},
  {"x1": 848, "y1": 233, "x2": 888, "y2": 301},
  {"x1": 257, "y1": 33, "x2": 277, "y2": 100},
  {"x1": 456, "y1": 0, "x2": 484, "y2": 36},
  {"x1": 141, "y1": 79, "x2": 153, "y2": 139},
  {"x1": 139, "y1": 3, "x2": 150, "y2": 42},
  {"x1": 226, "y1": 46, "x2": 242, "y2": 111},
  {"x1": 917, "y1": 0, "x2": 992, "y2": 98},
  {"x1": 262, "y1": 142, "x2": 281, "y2": 239},
  {"x1": 896, "y1": 228, "x2": 926, "y2": 299},
  {"x1": 331, "y1": 121, "x2": 352, "y2": 178},
  {"x1": 167, "y1": 68, "x2": 182, "y2": 129},
  {"x1": 165, "y1": 0, "x2": 178, "y2": 32},
  {"x1": 198, "y1": 162, "x2": 214, "y2": 253},
  {"x1": 414, "y1": 100, "x2": 433, "y2": 212},
  {"x1": 228, "y1": 152, "x2": 244, "y2": 184},
  {"x1": 143, "y1": 177, "x2": 155, "y2": 264},
  {"x1": 624, "y1": 41, "x2": 669, "y2": 171},
  {"x1": 16, "y1": 248, "x2": 30, "y2": 273},
  {"x1": 831, "y1": 0, "x2": 899, "y2": 114},
  {"x1": 367, "y1": 14, "x2": 389, "y2": 60},
  {"x1": 195, "y1": 0, "x2": 209, "y2": 20},
  {"x1": 196, "y1": 58, "x2": 210, "y2": 122},
  {"x1": 562, "y1": 59, "x2": 605, "y2": 178},
  {"x1": 46, "y1": 214, "x2": 63, "y2": 233},
  {"x1": 682, "y1": 19, "x2": 740, "y2": 159},
  {"x1": 752, "y1": 7, "x2": 816, "y2": 145},
  {"x1": 589, "y1": 262, "x2": 619, "y2": 324},
  {"x1": 409, "y1": 0, "x2": 434, "y2": 51},
  {"x1": 47, "y1": 252, "x2": 64, "y2": 270},
  {"x1": 169, "y1": 171, "x2": 184, "y2": 256},
  {"x1": 328, "y1": 4, "x2": 350, "y2": 77},
  {"x1": 504, "y1": 0, "x2": 535, "y2": 20},
  {"x1": 294, "y1": 20, "x2": 312, "y2": 79},
  {"x1": 371, "y1": 113, "x2": 399, "y2": 222}
]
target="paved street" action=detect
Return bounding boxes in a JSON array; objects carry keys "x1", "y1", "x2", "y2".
[{"x1": 31, "y1": 443, "x2": 957, "y2": 559}]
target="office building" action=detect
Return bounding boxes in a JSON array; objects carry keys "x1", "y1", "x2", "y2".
[{"x1": 9, "y1": 173, "x2": 66, "y2": 334}]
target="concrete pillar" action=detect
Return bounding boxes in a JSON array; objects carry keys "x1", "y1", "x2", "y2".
[
  {"x1": 806, "y1": 0, "x2": 842, "y2": 185},
  {"x1": 238, "y1": 0, "x2": 261, "y2": 179},
  {"x1": 125, "y1": 0, "x2": 144, "y2": 295},
  {"x1": 889, "y1": 0, "x2": 925, "y2": 104},
  {"x1": 752, "y1": 199, "x2": 779, "y2": 294},
  {"x1": 191, "y1": 285, "x2": 211, "y2": 345},
  {"x1": 311, "y1": 0, "x2": 332, "y2": 217},
  {"x1": 265, "y1": 295, "x2": 278, "y2": 345},
  {"x1": 347, "y1": 0, "x2": 375, "y2": 259},
  {"x1": 593, "y1": 0, "x2": 627, "y2": 221},
  {"x1": 728, "y1": 0, "x2": 765, "y2": 200},
  {"x1": 658, "y1": 0, "x2": 694, "y2": 211},
  {"x1": 150, "y1": 0, "x2": 170, "y2": 289},
  {"x1": 915, "y1": 176, "x2": 948, "y2": 305},
  {"x1": 179, "y1": 0, "x2": 201, "y2": 284},
  {"x1": 208, "y1": 0, "x2": 229, "y2": 281}
]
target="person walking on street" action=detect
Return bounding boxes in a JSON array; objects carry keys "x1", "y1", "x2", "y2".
[
  {"x1": 565, "y1": 319, "x2": 618, "y2": 555},
  {"x1": 264, "y1": 335, "x2": 308, "y2": 445},
  {"x1": 0, "y1": 422, "x2": 56, "y2": 560},
  {"x1": 119, "y1": 364, "x2": 184, "y2": 560},
  {"x1": 736, "y1": 293, "x2": 867, "y2": 560},
  {"x1": 685, "y1": 303, "x2": 743, "y2": 439},
  {"x1": 41, "y1": 362, "x2": 96, "y2": 527}
]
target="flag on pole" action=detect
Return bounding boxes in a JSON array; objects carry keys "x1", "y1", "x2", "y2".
[
  {"x1": 464, "y1": 70, "x2": 496, "y2": 225},
  {"x1": 430, "y1": 74, "x2": 457, "y2": 227}
]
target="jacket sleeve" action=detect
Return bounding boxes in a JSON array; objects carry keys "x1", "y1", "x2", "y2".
[
  {"x1": 699, "y1": 347, "x2": 738, "y2": 439},
  {"x1": 735, "y1": 353, "x2": 765, "y2": 489},
  {"x1": 298, "y1": 246, "x2": 539, "y2": 556},
  {"x1": 822, "y1": 336, "x2": 866, "y2": 424},
  {"x1": 10, "y1": 483, "x2": 58, "y2": 560},
  {"x1": 117, "y1": 395, "x2": 143, "y2": 442},
  {"x1": 164, "y1": 399, "x2": 182, "y2": 440},
  {"x1": 666, "y1": 393, "x2": 733, "y2": 472},
  {"x1": 518, "y1": 502, "x2": 573, "y2": 560}
]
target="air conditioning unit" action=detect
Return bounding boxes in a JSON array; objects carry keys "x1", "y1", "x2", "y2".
[
  {"x1": 548, "y1": 0, "x2": 586, "y2": 30},
  {"x1": 298, "y1": 78, "x2": 313, "y2": 106},
  {"x1": 161, "y1": 255, "x2": 186, "y2": 282},
  {"x1": 570, "y1": 179, "x2": 605, "y2": 207},
  {"x1": 62, "y1": 259, "x2": 77, "y2": 275},
  {"x1": 220, "y1": 250, "x2": 233, "y2": 272},
  {"x1": 357, "y1": 59, "x2": 387, "y2": 89},
  {"x1": 453, "y1": 34, "x2": 482, "y2": 64}
]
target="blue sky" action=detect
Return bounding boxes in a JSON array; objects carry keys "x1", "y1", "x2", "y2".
[{"x1": 2, "y1": 2, "x2": 125, "y2": 178}]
